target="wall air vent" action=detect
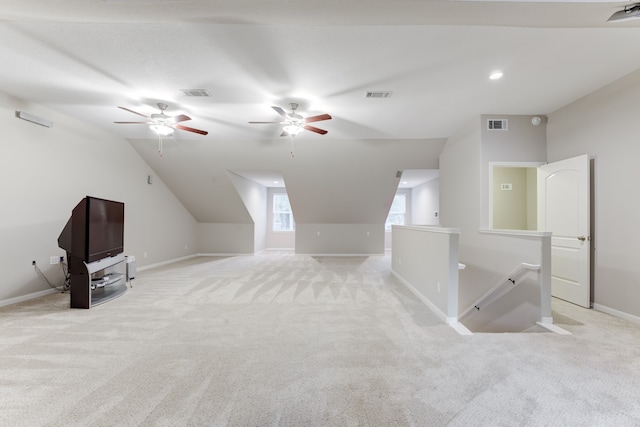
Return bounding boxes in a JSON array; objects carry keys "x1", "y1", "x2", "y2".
[
  {"x1": 181, "y1": 89, "x2": 211, "y2": 97},
  {"x1": 487, "y1": 119, "x2": 508, "y2": 131},
  {"x1": 365, "y1": 91, "x2": 393, "y2": 98}
]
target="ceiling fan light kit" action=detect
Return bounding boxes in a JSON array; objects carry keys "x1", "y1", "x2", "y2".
[
  {"x1": 282, "y1": 124, "x2": 303, "y2": 136},
  {"x1": 608, "y1": 3, "x2": 640, "y2": 22},
  {"x1": 149, "y1": 123, "x2": 174, "y2": 136},
  {"x1": 249, "y1": 102, "x2": 331, "y2": 136},
  {"x1": 114, "y1": 102, "x2": 208, "y2": 155}
]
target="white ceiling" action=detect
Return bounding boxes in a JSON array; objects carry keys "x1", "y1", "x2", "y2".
[
  {"x1": 2, "y1": 0, "x2": 640, "y2": 143},
  {"x1": 3, "y1": 0, "x2": 640, "y2": 222}
]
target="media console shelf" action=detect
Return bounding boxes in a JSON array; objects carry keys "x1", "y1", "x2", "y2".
[{"x1": 68, "y1": 253, "x2": 127, "y2": 309}]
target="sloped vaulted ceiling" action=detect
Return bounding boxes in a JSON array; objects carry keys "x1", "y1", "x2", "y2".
[{"x1": 2, "y1": 1, "x2": 640, "y2": 226}]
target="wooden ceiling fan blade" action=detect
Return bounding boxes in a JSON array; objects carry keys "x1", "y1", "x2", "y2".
[
  {"x1": 304, "y1": 125, "x2": 328, "y2": 135},
  {"x1": 305, "y1": 114, "x2": 332, "y2": 123},
  {"x1": 173, "y1": 114, "x2": 191, "y2": 123},
  {"x1": 175, "y1": 124, "x2": 208, "y2": 135},
  {"x1": 118, "y1": 106, "x2": 149, "y2": 119},
  {"x1": 303, "y1": 125, "x2": 328, "y2": 135}
]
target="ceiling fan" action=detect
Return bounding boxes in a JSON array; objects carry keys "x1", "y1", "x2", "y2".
[
  {"x1": 114, "y1": 103, "x2": 208, "y2": 156},
  {"x1": 115, "y1": 103, "x2": 208, "y2": 136},
  {"x1": 249, "y1": 103, "x2": 332, "y2": 137}
]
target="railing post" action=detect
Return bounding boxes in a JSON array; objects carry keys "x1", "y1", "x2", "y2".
[
  {"x1": 446, "y1": 231, "x2": 460, "y2": 324},
  {"x1": 539, "y1": 233, "x2": 553, "y2": 323}
]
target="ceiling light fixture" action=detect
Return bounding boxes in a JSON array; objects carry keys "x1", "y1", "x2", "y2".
[
  {"x1": 283, "y1": 124, "x2": 304, "y2": 136},
  {"x1": 489, "y1": 71, "x2": 503, "y2": 80},
  {"x1": 608, "y1": 3, "x2": 640, "y2": 22},
  {"x1": 149, "y1": 123, "x2": 174, "y2": 136}
]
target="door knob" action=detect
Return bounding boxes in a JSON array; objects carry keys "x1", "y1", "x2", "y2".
[{"x1": 578, "y1": 236, "x2": 587, "y2": 242}]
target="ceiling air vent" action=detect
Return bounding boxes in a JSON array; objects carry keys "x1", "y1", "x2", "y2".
[
  {"x1": 181, "y1": 89, "x2": 211, "y2": 97},
  {"x1": 365, "y1": 91, "x2": 393, "y2": 98},
  {"x1": 487, "y1": 119, "x2": 508, "y2": 131}
]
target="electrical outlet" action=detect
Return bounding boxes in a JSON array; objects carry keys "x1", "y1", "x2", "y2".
[{"x1": 50, "y1": 256, "x2": 59, "y2": 265}]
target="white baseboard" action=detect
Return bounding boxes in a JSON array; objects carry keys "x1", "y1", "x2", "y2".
[
  {"x1": 391, "y1": 269, "x2": 451, "y2": 324},
  {"x1": 593, "y1": 303, "x2": 640, "y2": 325},
  {"x1": 536, "y1": 321, "x2": 571, "y2": 335},
  {"x1": 0, "y1": 288, "x2": 59, "y2": 308},
  {"x1": 450, "y1": 322, "x2": 473, "y2": 336},
  {"x1": 137, "y1": 254, "x2": 199, "y2": 272},
  {"x1": 196, "y1": 252, "x2": 252, "y2": 257},
  {"x1": 297, "y1": 253, "x2": 384, "y2": 257}
]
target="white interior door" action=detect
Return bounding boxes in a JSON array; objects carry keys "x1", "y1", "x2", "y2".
[{"x1": 538, "y1": 154, "x2": 590, "y2": 308}]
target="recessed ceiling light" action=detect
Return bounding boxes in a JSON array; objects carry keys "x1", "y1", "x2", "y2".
[{"x1": 489, "y1": 71, "x2": 503, "y2": 80}]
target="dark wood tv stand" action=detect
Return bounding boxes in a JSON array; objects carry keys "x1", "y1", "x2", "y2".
[{"x1": 68, "y1": 253, "x2": 127, "y2": 309}]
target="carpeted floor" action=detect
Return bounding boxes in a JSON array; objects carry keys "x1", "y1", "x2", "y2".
[{"x1": 1, "y1": 251, "x2": 639, "y2": 426}]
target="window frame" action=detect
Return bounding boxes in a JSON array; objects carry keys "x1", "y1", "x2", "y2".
[{"x1": 271, "y1": 191, "x2": 295, "y2": 232}]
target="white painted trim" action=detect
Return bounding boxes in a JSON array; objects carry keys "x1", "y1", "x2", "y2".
[
  {"x1": 489, "y1": 161, "x2": 546, "y2": 168},
  {"x1": 391, "y1": 270, "x2": 451, "y2": 324},
  {"x1": 450, "y1": 321, "x2": 473, "y2": 336},
  {"x1": 479, "y1": 228, "x2": 552, "y2": 237},
  {"x1": 0, "y1": 288, "x2": 58, "y2": 308},
  {"x1": 458, "y1": 262, "x2": 541, "y2": 319},
  {"x1": 197, "y1": 253, "x2": 252, "y2": 257},
  {"x1": 137, "y1": 254, "x2": 199, "y2": 271},
  {"x1": 295, "y1": 253, "x2": 384, "y2": 257},
  {"x1": 593, "y1": 303, "x2": 640, "y2": 325},
  {"x1": 393, "y1": 225, "x2": 460, "y2": 234},
  {"x1": 536, "y1": 322, "x2": 572, "y2": 335}
]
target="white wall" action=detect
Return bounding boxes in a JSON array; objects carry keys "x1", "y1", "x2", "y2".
[
  {"x1": 295, "y1": 224, "x2": 384, "y2": 255},
  {"x1": 440, "y1": 115, "x2": 550, "y2": 313},
  {"x1": 480, "y1": 115, "x2": 548, "y2": 228},
  {"x1": 547, "y1": 67, "x2": 640, "y2": 320},
  {"x1": 391, "y1": 225, "x2": 459, "y2": 323},
  {"x1": 0, "y1": 92, "x2": 198, "y2": 304},
  {"x1": 411, "y1": 178, "x2": 440, "y2": 225},
  {"x1": 385, "y1": 181, "x2": 440, "y2": 250},
  {"x1": 197, "y1": 223, "x2": 255, "y2": 254},
  {"x1": 227, "y1": 171, "x2": 267, "y2": 253}
]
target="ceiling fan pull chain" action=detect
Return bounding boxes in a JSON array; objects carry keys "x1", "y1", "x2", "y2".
[
  {"x1": 158, "y1": 135, "x2": 164, "y2": 157},
  {"x1": 290, "y1": 136, "x2": 295, "y2": 157}
]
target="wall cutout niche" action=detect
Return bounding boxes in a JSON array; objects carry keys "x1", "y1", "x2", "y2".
[{"x1": 491, "y1": 165, "x2": 540, "y2": 231}]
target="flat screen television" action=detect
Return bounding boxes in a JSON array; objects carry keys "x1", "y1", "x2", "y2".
[{"x1": 58, "y1": 196, "x2": 125, "y2": 264}]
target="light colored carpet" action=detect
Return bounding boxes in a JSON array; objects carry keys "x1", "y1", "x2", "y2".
[{"x1": 1, "y1": 251, "x2": 639, "y2": 426}]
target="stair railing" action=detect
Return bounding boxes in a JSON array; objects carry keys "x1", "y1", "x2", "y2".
[{"x1": 458, "y1": 262, "x2": 540, "y2": 320}]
